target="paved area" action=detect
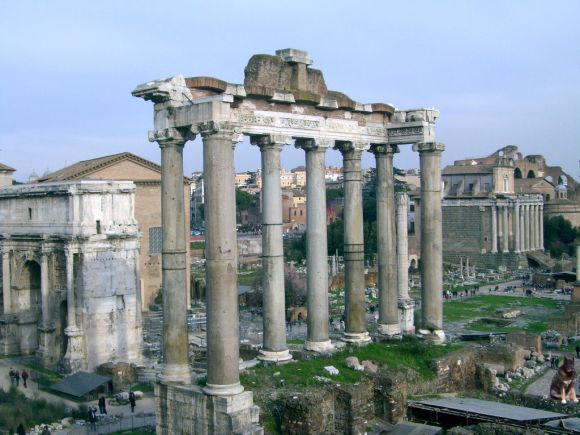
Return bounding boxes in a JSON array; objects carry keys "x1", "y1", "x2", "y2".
[
  {"x1": 0, "y1": 357, "x2": 155, "y2": 434},
  {"x1": 525, "y1": 355, "x2": 580, "y2": 399}
]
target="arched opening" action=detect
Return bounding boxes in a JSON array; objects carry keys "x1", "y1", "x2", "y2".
[
  {"x1": 526, "y1": 170, "x2": 536, "y2": 179},
  {"x1": 514, "y1": 168, "x2": 522, "y2": 179},
  {"x1": 558, "y1": 175, "x2": 568, "y2": 185},
  {"x1": 18, "y1": 260, "x2": 41, "y2": 311},
  {"x1": 409, "y1": 258, "x2": 417, "y2": 270}
]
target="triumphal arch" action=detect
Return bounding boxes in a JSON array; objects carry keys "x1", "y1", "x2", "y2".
[{"x1": 133, "y1": 49, "x2": 444, "y2": 434}]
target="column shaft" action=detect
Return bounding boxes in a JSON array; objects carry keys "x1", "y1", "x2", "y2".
[
  {"x1": 414, "y1": 142, "x2": 445, "y2": 339},
  {"x1": 337, "y1": 143, "x2": 369, "y2": 343},
  {"x1": 203, "y1": 127, "x2": 244, "y2": 394},
  {"x1": 40, "y1": 251, "x2": 50, "y2": 325},
  {"x1": 491, "y1": 205, "x2": 498, "y2": 253},
  {"x1": 502, "y1": 205, "x2": 509, "y2": 253},
  {"x1": 65, "y1": 249, "x2": 76, "y2": 327},
  {"x1": 396, "y1": 193, "x2": 410, "y2": 300},
  {"x1": 519, "y1": 204, "x2": 525, "y2": 252},
  {"x1": 253, "y1": 136, "x2": 291, "y2": 361},
  {"x1": 539, "y1": 204, "x2": 544, "y2": 250},
  {"x1": 513, "y1": 203, "x2": 520, "y2": 253},
  {"x1": 2, "y1": 249, "x2": 10, "y2": 314},
  {"x1": 373, "y1": 145, "x2": 400, "y2": 335},
  {"x1": 297, "y1": 139, "x2": 333, "y2": 351},
  {"x1": 159, "y1": 137, "x2": 190, "y2": 383},
  {"x1": 523, "y1": 204, "x2": 530, "y2": 251}
]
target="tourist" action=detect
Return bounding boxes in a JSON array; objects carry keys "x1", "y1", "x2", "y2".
[
  {"x1": 21, "y1": 369, "x2": 29, "y2": 388},
  {"x1": 129, "y1": 391, "x2": 136, "y2": 413},
  {"x1": 41, "y1": 425, "x2": 51, "y2": 435},
  {"x1": 8, "y1": 368, "x2": 15, "y2": 385},
  {"x1": 98, "y1": 395, "x2": 107, "y2": 414},
  {"x1": 575, "y1": 345, "x2": 580, "y2": 358},
  {"x1": 88, "y1": 407, "x2": 97, "y2": 432},
  {"x1": 14, "y1": 370, "x2": 20, "y2": 387},
  {"x1": 16, "y1": 423, "x2": 26, "y2": 435}
]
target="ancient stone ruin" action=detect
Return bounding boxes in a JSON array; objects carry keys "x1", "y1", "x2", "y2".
[{"x1": 133, "y1": 48, "x2": 444, "y2": 434}]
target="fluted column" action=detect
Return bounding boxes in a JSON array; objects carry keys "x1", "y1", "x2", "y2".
[
  {"x1": 201, "y1": 123, "x2": 245, "y2": 395},
  {"x1": 2, "y1": 246, "x2": 11, "y2": 314},
  {"x1": 371, "y1": 144, "x2": 400, "y2": 336},
  {"x1": 519, "y1": 204, "x2": 525, "y2": 252},
  {"x1": 38, "y1": 247, "x2": 56, "y2": 364},
  {"x1": 413, "y1": 142, "x2": 445, "y2": 342},
  {"x1": 40, "y1": 249, "x2": 50, "y2": 325},
  {"x1": 396, "y1": 192, "x2": 410, "y2": 300},
  {"x1": 539, "y1": 203, "x2": 544, "y2": 250},
  {"x1": 502, "y1": 205, "x2": 509, "y2": 253},
  {"x1": 63, "y1": 245, "x2": 85, "y2": 372},
  {"x1": 534, "y1": 204, "x2": 541, "y2": 250},
  {"x1": 65, "y1": 248, "x2": 77, "y2": 328},
  {"x1": 251, "y1": 135, "x2": 292, "y2": 362},
  {"x1": 335, "y1": 141, "x2": 370, "y2": 344},
  {"x1": 150, "y1": 127, "x2": 192, "y2": 384},
  {"x1": 296, "y1": 138, "x2": 334, "y2": 352},
  {"x1": 513, "y1": 203, "x2": 520, "y2": 253},
  {"x1": 491, "y1": 205, "x2": 498, "y2": 253}
]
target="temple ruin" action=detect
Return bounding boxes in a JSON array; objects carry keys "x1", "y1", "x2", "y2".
[{"x1": 133, "y1": 48, "x2": 444, "y2": 434}]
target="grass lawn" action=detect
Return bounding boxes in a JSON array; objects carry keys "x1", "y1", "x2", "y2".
[
  {"x1": 466, "y1": 319, "x2": 549, "y2": 334},
  {"x1": 240, "y1": 339, "x2": 462, "y2": 390},
  {"x1": 444, "y1": 295, "x2": 559, "y2": 323}
]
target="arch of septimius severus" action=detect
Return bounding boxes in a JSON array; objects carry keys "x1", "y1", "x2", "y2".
[{"x1": 133, "y1": 49, "x2": 444, "y2": 434}]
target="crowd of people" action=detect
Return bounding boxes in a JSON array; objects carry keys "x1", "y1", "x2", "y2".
[{"x1": 8, "y1": 367, "x2": 29, "y2": 388}]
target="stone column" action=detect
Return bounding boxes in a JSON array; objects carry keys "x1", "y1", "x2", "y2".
[
  {"x1": 396, "y1": 192, "x2": 415, "y2": 334},
  {"x1": 576, "y1": 243, "x2": 580, "y2": 282},
  {"x1": 2, "y1": 246, "x2": 11, "y2": 313},
  {"x1": 534, "y1": 204, "x2": 541, "y2": 250},
  {"x1": 539, "y1": 204, "x2": 544, "y2": 250},
  {"x1": 150, "y1": 128, "x2": 192, "y2": 384},
  {"x1": 202, "y1": 123, "x2": 245, "y2": 395},
  {"x1": 251, "y1": 135, "x2": 292, "y2": 362},
  {"x1": 335, "y1": 141, "x2": 370, "y2": 344},
  {"x1": 371, "y1": 144, "x2": 400, "y2": 336},
  {"x1": 502, "y1": 205, "x2": 509, "y2": 253},
  {"x1": 491, "y1": 205, "x2": 498, "y2": 253},
  {"x1": 523, "y1": 204, "x2": 530, "y2": 252},
  {"x1": 63, "y1": 246, "x2": 85, "y2": 372},
  {"x1": 413, "y1": 142, "x2": 445, "y2": 342},
  {"x1": 396, "y1": 193, "x2": 410, "y2": 300},
  {"x1": 519, "y1": 204, "x2": 526, "y2": 252},
  {"x1": 513, "y1": 203, "x2": 520, "y2": 253},
  {"x1": 38, "y1": 247, "x2": 56, "y2": 364},
  {"x1": 296, "y1": 138, "x2": 333, "y2": 352}
]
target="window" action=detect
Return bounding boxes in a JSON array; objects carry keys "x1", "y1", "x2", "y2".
[
  {"x1": 409, "y1": 204, "x2": 415, "y2": 212},
  {"x1": 149, "y1": 227, "x2": 162, "y2": 254},
  {"x1": 503, "y1": 176, "x2": 509, "y2": 192},
  {"x1": 96, "y1": 220, "x2": 101, "y2": 234},
  {"x1": 28, "y1": 208, "x2": 32, "y2": 219}
]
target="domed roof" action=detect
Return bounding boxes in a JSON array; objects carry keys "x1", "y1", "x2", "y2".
[{"x1": 555, "y1": 183, "x2": 568, "y2": 193}]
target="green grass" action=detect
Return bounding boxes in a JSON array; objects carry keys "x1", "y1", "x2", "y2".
[
  {"x1": 287, "y1": 339, "x2": 304, "y2": 344},
  {"x1": 444, "y1": 295, "x2": 558, "y2": 323},
  {"x1": 190, "y1": 241, "x2": 205, "y2": 250},
  {"x1": 466, "y1": 320, "x2": 549, "y2": 334},
  {"x1": 0, "y1": 387, "x2": 68, "y2": 430},
  {"x1": 240, "y1": 339, "x2": 462, "y2": 390}
]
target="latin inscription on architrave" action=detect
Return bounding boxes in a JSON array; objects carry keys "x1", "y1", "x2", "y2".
[
  {"x1": 388, "y1": 126, "x2": 424, "y2": 137},
  {"x1": 234, "y1": 112, "x2": 321, "y2": 130}
]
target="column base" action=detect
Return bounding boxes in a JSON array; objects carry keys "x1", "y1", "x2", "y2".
[
  {"x1": 258, "y1": 349, "x2": 292, "y2": 363},
  {"x1": 341, "y1": 332, "x2": 371, "y2": 345},
  {"x1": 304, "y1": 339, "x2": 335, "y2": 353},
  {"x1": 37, "y1": 322, "x2": 57, "y2": 365},
  {"x1": 378, "y1": 323, "x2": 401, "y2": 336},
  {"x1": 203, "y1": 381, "x2": 244, "y2": 396},
  {"x1": 418, "y1": 329, "x2": 446, "y2": 344},
  {"x1": 161, "y1": 363, "x2": 191, "y2": 384},
  {"x1": 156, "y1": 383, "x2": 261, "y2": 434}
]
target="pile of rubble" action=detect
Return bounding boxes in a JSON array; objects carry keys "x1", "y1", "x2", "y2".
[{"x1": 484, "y1": 349, "x2": 547, "y2": 395}]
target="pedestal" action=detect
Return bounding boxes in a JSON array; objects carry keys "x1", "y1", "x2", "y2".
[
  {"x1": 418, "y1": 329, "x2": 446, "y2": 344},
  {"x1": 341, "y1": 331, "x2": 372, "y2": 346},
  {"x1": 155, "y1": 382, "x2": 262, "y2": 434},
  {"x1": 398, "y1": 299, "x2": 416, "y2": 334},
  {"x1": 37, "y1": 322, "x2": 57, "y2": 365},
  {"x1": 62, "y1": 325, "x2": 86, "y2": 373},
  {"x1": 258, "y1": 349, "x2": 292, "y2": 363},
  {"x1": 0, "y1": 314, "x2": 19, "y2": 355},
  {"x1": 377, "y1": 323, "x2": 401, "y2": 337},
  {"x1": 304, "y1": 339, "x2": 335, "y2": 353}
]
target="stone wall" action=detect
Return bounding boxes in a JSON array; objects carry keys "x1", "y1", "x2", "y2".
[{"x1": 506, "y1": 333, "x2": 542, "y2": 353}]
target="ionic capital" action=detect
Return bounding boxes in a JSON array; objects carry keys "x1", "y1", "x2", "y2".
[
  {"x1": 198, "y1": 121, "x2": 244, "y2": 144},
  {"x1": 334, "y1": 140, "x2": 367, "y2": 157},
  {"x1": 395, "y1": 191, "x2": 409, "y2": 207},
  {"x1": 369, "y1": 144, "x2": 399, "y2": 156},
  {"x1": 250, "y1": 134, "x2": 292, "y2": 150},
  {"x1": 412, "y1": 142, "x2": 445, "y2": 154},
  {"x1": 295, "y1": 137, "x2": 333, "y2": 152},
  {"x1": 148, "y1": 127, "x2": 195, "y2": 147}
]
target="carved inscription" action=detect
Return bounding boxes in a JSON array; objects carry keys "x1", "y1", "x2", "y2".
[
  {"x1": 388, "y1": 126, "x2": 424, "y2": 137},
  {"x1": 234, "y1": 111, "x2": 320, "y2": 130}
]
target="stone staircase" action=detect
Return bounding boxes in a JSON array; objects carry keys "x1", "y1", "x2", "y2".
[{"x1": 526, "y1": 250, "x2": 556, "y2": 269}]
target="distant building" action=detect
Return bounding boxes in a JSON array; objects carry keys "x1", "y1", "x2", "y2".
[{"x1": 0, "y1": 163, "x2": 15, "y2": 187}]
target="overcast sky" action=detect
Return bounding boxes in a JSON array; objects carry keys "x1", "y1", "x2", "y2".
[{"x1": 1, "y1": 0, "x2": 578, "y2": 182}]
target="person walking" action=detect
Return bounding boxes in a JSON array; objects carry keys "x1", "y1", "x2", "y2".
[
  {"x1": 8, "y1": 368, "x2": 15, "y2": 386},
  {"x1": 16, "y1": 423, "x2": 26, "y2": 435},
  {"x1": 575, "y1": 345, "x2": 580, "y2": 358},
  {"x1": 129, "y1": 391, "x2": 136, "y2": 413},
  {"x1": 88, "y1": 407, "x2": 97, "y2": 432},
  {"x1": 14, "y1": 370, "x2": 20, "y2": 387},
  {"x1": 41, "y1": 425, "x2": 51, "y2": 435},
  {"x1": 98, "y1": 396, "x2": 107, "y2": 415},
  {"x1": 21, "y1": 369, "x2": 29, "y2": 388}
]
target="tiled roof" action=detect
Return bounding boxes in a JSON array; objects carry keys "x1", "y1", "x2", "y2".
[
  {"x1": 37, "y1": 152, "x2": 162, "y2": 182},
  {"x1": 442, "y1": 164, "x2": 494, "y2": 175},
  {"x1": 0, "y1": 163, "x2": 16, "y2": 172},
  {"x1": 50, "y1": 371, "x2": 111, "y2": 398}
]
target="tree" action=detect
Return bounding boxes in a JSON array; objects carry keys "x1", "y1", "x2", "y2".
[{"x1": 544, "y1": 215, "x2": 579, "y2": 258}]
